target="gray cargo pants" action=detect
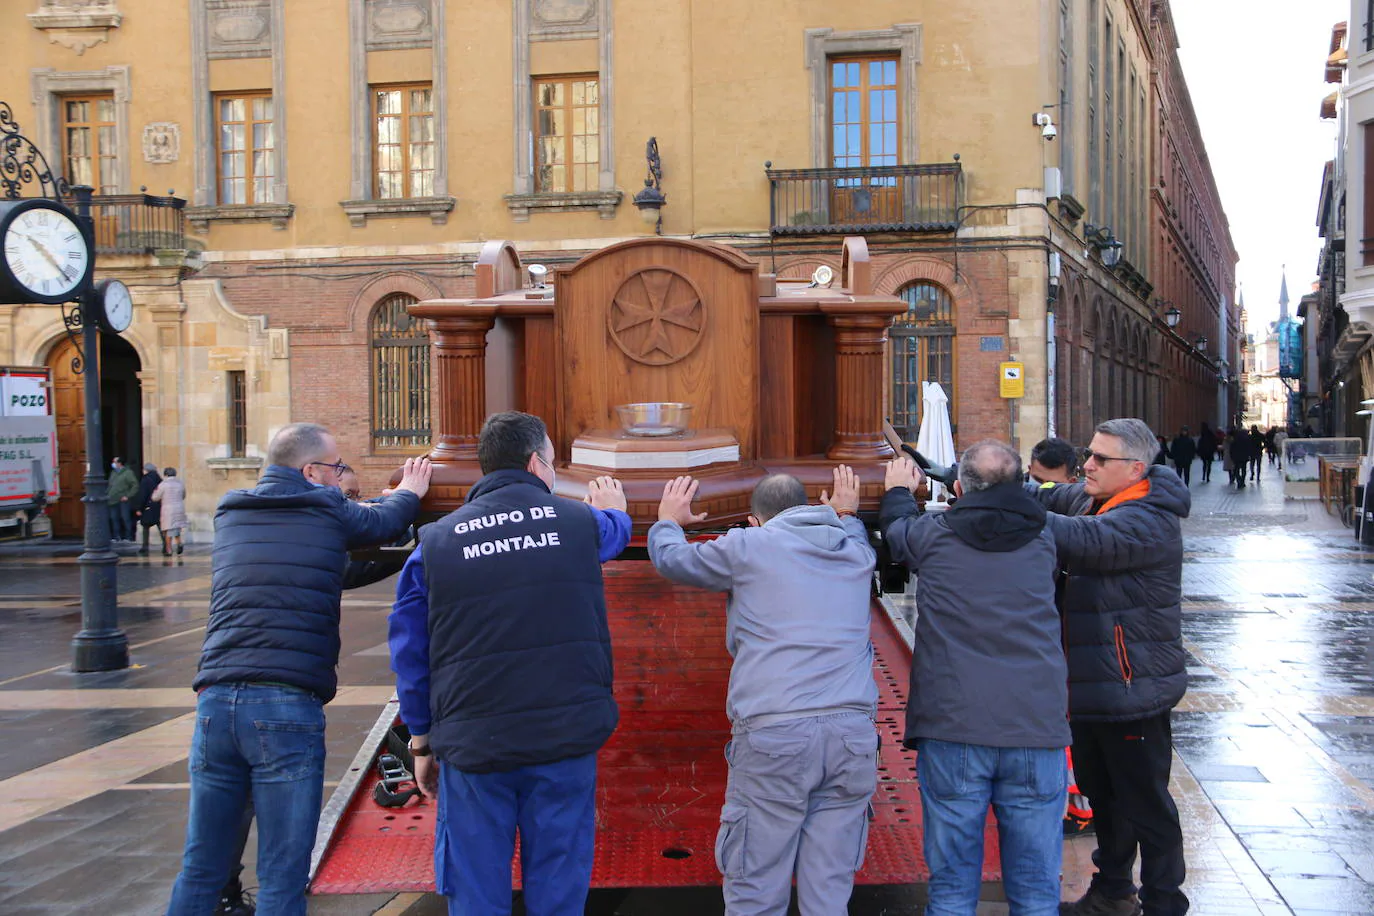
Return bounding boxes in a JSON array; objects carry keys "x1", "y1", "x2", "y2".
[{"x1": 716, "y1": 710, "x2": 879, "y2": 915}]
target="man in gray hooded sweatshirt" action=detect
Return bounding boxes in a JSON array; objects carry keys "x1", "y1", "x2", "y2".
[{"x1": 649, "y1": 467, "x2": 879, "y2": 916}]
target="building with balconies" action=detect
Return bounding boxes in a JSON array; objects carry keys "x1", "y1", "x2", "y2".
[{"x1": 0, "y1": 0, "x2": 1234, "y2": 535}]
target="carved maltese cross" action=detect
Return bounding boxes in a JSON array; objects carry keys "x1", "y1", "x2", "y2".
[{"x1": 609, "y1": 268, "x2": 705, "y2": 365}]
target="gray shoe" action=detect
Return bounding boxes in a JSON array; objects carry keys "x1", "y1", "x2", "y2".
[{"x1": 1060, "y1": 888, "x2": 1143, "y2": 916}]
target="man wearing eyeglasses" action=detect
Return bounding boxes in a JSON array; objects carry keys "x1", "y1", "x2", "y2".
[
  {"x1": 168, "y1": 422, "x2": 431, "y2": 916},
  {"x1": 388, "y1": 410, "x2": 632, "y2": 916},
  {"x1": 1037, "y1": 419, "x2": 1191, "y2": 916}
]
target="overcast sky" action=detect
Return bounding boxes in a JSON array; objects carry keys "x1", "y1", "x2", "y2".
[{"x1": 1171, "y1": 0, "x2": 1345, "y2": 335}]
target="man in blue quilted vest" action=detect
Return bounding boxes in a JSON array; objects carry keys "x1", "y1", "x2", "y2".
[
  {"x1": 167, "y1": 423, "x2": 429, "y2": 916},
  {"x1": 389, "y1": 410, "x2": 632, "y2": 916}
]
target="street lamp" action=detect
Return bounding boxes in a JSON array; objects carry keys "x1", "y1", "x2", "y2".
[
  {"x1": 0, "y1": 101, "x2": 127, "y2": 670},
  {"x1": 1195, "y1": 335, "x2": 1208, "y2": 352},
  {"x1": 631, "y1": 137, "x2": 665, "y2": 234},
  {"x1": 1164, "y1": 304, "x2": 1181, "y2": 328}
]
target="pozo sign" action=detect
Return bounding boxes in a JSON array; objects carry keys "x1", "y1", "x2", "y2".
[{"x1": 1, "y1": 373, "x2": 50, "y2": 417}]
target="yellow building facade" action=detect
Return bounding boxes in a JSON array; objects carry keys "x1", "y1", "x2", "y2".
[{"x1": 1, "y1": 0, "x2": 1228, "y2": 537}]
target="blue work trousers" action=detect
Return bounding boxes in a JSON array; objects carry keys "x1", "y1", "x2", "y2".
[
  {"x1": 436, "y1": 752, "x2": 598, "y2": 916},
  {"x1": 166, "y1": 683, "x2": 326, "y2": 916},
  {"x1": 916, "y1": 738, "x2": 1066, "y2": 916}
]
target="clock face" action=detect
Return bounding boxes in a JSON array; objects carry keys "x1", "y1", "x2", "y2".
[
  {"x1": 99, "y1": 279, "x2": 134, "y2": 333},
  {"x1": 3, "y1": 204, "x2": 89, "y2": 301}
]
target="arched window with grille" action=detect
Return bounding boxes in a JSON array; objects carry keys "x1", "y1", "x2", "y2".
[
  {"x1": 370, "y1": 293, "x2": 431, "y2": 450},
  {"x1": 890, "y1": 282, "x2": 956, "y2": 439}
]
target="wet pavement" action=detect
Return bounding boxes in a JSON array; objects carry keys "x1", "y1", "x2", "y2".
[{"x1": 2, "y1": 457, "x2": 1374, "y2": 914}]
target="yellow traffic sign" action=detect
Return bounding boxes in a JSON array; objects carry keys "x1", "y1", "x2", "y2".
[{"x1": 1000, "y1": 361, "x2": 1024, "y2": 399}]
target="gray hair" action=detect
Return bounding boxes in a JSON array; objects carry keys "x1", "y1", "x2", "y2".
[
  {"x1": 957, "y1": 440, "x2": 1023, "y2": 493},
  {"x1": 751, "y1": 474, "x2": 807, "y2": 522},
  {"x1": 143, "y1": 462, "x2": 158, "y2": 473},
  {"x1": 1094, "y1": 418, "x2": 1157, "y2": 467},
  {"x1": 267, "y1": 423, "x2": 333, "y2": 468}
]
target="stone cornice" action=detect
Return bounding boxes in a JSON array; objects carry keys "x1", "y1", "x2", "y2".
[
  {"x1": 340, "y1": 196, "x2": 455, "y2": 227},
  {"x1": 186, "y1": 203, "x2": 294, "y2": 233},
  {"x1": 504, "y1": 190, "x2": 623, "y2": 222}
]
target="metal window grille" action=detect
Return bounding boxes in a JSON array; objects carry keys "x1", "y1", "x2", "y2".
[
  {"x1": 370, "y1": 293, "x2": 431, "y2": 449},
  {"x1": 890, "y1": 282, "x2": 956, "y2": 439},
  {"x1": 228, "y1": 370, "x2": 247, "y2": 458}
]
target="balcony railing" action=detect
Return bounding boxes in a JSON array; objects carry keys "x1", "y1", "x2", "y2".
[
  {"x1": 767, "y1": 162, "x2": 962, "y2": 235},
  {"x1": 70, "y1": 192, "x2": 187, "y2": 254}
]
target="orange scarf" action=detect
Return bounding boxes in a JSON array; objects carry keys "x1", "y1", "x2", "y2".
[{"x1": 1093, "y1": 477, "x2": 1151, "y2": 515}]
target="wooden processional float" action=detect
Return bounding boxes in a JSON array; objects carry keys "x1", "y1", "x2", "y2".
[{"x1": 404, "y1": 235, "x2": 910, "y2": 529}]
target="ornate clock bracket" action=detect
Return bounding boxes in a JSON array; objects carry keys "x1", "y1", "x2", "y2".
[{"x1": 59, "y1": 298, "x2": 86, "y2": 375}]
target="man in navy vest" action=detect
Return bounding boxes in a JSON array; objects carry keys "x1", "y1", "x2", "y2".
[{"x1": 388, "y1": 411, "x2": 632, "y2": 916}]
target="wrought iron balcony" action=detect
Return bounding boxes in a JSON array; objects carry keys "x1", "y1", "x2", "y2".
[
  {"x1": 766, "y1": 162, "x2": 962, "y2": 235},
  {"x1": 79, "y1": 192, "x2": 187, "y2": 254}
]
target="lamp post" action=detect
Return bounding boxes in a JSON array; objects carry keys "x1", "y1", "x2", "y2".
[
  {"x1": 1163, "y1": 304, "x2": 1181, "y2": 329},
  {"x1": 69, "y1": 185, "x2": 128, "y2": 672},
  {"x1": 0, "y1": 102, "x2": 127, "y2": 671},
  {"x1": 631, "y1": 137, "x2": 665, "y2": 234}
]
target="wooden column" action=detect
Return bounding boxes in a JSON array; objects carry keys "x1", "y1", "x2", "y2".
[
  {"x1": 825, "y1": 313, "x2": 897, "y2": 461},
  {"x1": 412, "y1": 304, "x2": 496, "y2": 462}
]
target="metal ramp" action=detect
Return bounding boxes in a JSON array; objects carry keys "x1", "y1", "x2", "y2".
[{"x1": 309, "y1": 560, "x2": 1002, "y2": 894}]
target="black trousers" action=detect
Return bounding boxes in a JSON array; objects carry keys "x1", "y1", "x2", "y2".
[
  {"x1": 1198, "y1": 457, "x2": 1213, "y2": 481},
  {"x1": 1172, "y1": 461, "x2": 1191, "y2": 486},
  {"x1": 1071, "y1": 712, "x2": 1188, "y2": 916}
]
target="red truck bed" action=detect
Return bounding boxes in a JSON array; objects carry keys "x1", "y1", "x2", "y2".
[{"x1": 309, "y1": 560, "x2": 1002, "y2": 894}]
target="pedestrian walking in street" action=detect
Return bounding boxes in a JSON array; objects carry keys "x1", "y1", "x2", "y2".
[
  {"x1": 1038, "y1": 418, "x2": 1191, "y2": 916},
  {"x1": 1248, "y1": 425, "x2": 1265, "y2": 483},
  {"x1": 1225, "y1": 429, "x2": 1248, "y2": 490},
  {"x1": 388, "y1": 411, "x2": 630, "y2": 916},
  {"x1": 1153, "y1": 436, "x2": 1169, "y2": 466},
  {"x1": 883, "y1": 442, "x2": 1069, "y2": 916},
  {"x1": 1264, "y1": 427, "x2": 1280, "y2": 468},
  {"x1": 106, "y1": 457, "x2": 138, "y2": 541},
  {"x1": 153, "y1": 469, "x2": 189, "y2": 556},
  {"x1": 1029, "y1": 437, "x2": 1080, "y2": 486},
  {"x1": 166, "y1": 423, "x2": 429, "y2": 916},
  {"x1": 1196, "y1": 422, "x2": 1218, "y2": 483},
  {"x1": 1168, "y1": 427, "x2": 1196, "y2": 487},
  {"x1": 134, "y1": 463, "x2": 164, "y2": 556},
  {"x1": 650, "y1": 468, "x2": 879, "y2": 915}
]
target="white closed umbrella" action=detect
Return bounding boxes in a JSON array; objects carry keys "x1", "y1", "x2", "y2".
[{"x1": 915, "y1": 381, "x2": 957, "y2": 502}]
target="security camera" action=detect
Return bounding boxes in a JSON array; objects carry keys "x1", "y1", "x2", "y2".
[{"x1": 1032, "y1": 112, "x2": 1056, "y2": 140}]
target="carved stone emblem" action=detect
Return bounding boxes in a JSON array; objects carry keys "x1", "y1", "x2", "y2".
[
  {"x1": 535, "y1": 0, "x2": 595, "y2": 24},
  {"x1": 608, "y1": 268, "x2": 705, "y2": 366},
  {"x1": 207, "y1": 0, "x2": 270, "y2": 58},
  {"x1": 367, "y1": 0, "x2": 432, "y2": 48},
  {"x1": 142, "y1": 122, "x2": 180, "y2": 164}
]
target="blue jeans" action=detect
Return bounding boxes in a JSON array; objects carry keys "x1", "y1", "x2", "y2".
[
  {"x1": 108, "y1": 501, "x2": 132, "y2": 540},
  {"x1": 916, "y1": 738, "x2": 1066, "y2": 916},
  {"x1": 167, "y1": 683, "x2": 326, "y2": 916},
  {"x1": 436, "y1": 753, "x2": 598, "y2": 916}
]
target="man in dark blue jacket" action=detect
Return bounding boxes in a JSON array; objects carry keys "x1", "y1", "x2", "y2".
[
  {"x1": 389, "y1": 410, "x2": 631, "y2": 916},
  {"x1": 167, "y1": 422, "x2": 429, "y2": 916},
  {"x1": 1041, "y1": 418, "x2": 1191, "y2": 916}
]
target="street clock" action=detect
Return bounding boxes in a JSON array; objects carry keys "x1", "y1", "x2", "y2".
[
  {"x1": 94, "y1": 278, "x2": 133, "y2": 334},
  {"x1": 0, "y1": 198, "x2": 93, "y2": 305}
]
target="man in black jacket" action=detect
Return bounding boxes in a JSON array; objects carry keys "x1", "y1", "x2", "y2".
[
  {"x1": 389, "y1": 411, "x2": 631, "y2": 915},
  {"x1": 166, "y1": 423, "x2": 429, "y2": 916},
  {"x1": 882, "y1": 441, "x2": 1069, "y2": 915},
  {"x1": 1168, "y1": 427, "x2": 1196, "y2": 486},
  {"x1": 1040, "y1": 418, "x2": 1191, "y2": 916}
]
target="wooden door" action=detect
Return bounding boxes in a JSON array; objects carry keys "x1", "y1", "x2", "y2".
[{"x1": 47, "y1": 337, "x2": 86, "y2": 537}]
